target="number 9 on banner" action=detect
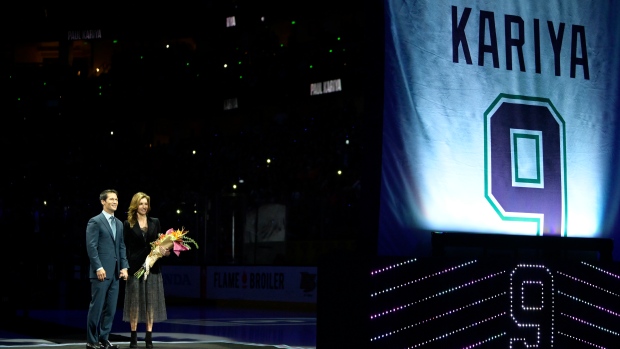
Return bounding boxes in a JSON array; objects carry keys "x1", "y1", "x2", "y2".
[{"x1": 484, "y1": 94, "x2": 567, "y2": 236}]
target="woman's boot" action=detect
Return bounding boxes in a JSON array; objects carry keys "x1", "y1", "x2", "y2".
[
  {"x1": 129, "y1": 331, "x2": 138, "y2": 348},
  {"x1": 145, "y1": 331, "x2": 153, "y2": 349}
]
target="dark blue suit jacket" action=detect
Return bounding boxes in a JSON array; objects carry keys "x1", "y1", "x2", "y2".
[{"x1": 86, "y1": 212, "x2": 129, "y2": 279}]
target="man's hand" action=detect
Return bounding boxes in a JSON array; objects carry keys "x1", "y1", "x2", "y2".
[
  {"x1": 120, "y1": 268, "x2": 129, "y2": 281},
  {"x1": 97, "y1": 268, "x2": 106, "y2": 281}
]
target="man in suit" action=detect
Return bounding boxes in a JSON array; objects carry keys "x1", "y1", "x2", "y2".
[{"x1": 86, "y1": 189, "x2": 129, "y2": 349}]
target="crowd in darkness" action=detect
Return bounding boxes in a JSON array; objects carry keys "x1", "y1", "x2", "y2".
[{"x1": 2, "y1": 2, "x2": 368, "y2": 279}]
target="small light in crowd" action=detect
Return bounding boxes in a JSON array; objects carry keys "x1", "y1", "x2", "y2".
[
  {"x1": 226, "y1": 16, "x2": 236, "y2": 27},
  {"x1": 266, "y1": 159, "x2": 271, "y2": 164},
  {"x1": 110, "y1": 131, "x2": 114, "y2": 135},
  {"x1": 77, "y1": 71, "x2": 81, "y2": 76},
  {"x1": 346, "y1": 139, "x2": 349, "y2": 144},
  {"x1": 194, "y1": 210, "x2": 197, "y2": 214},
  {"x1": 338, "y1": 170, "x2": 342, "y2": 175},
  {"x1": 96, "y1": 68, "x2": 100, "y2": 72},
  {"x1": 166, "y1": 44, "x2": 170, "y2": 48},
  {"x1": 233, "y1": 184, "x2": 237, "y2": 189},
  {"x1": 261, "y1": 16, "x2": 265, "y2": 22},
  {"x1": 224, "y1": 64, "x2": 228, "y2": 68},
  {"x1": 192, "y1": 150, "x2": 196, "y2": 155},
  {"x1": 239, "y1": 179, "x2": 244, "y2": 184},
  {"x1": 176, "y1": 209, "x2": 181, "y2": 214},
  {"x1": 44, "y1": 201, "x2": 47, "y2": 205}
]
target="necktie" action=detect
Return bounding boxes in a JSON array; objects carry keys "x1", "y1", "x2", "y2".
[{"x1": 109, "y1": 216, "x2": 116, "y2": 240}]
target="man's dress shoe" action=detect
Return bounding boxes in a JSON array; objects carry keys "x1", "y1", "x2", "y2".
[
  {"x1": 85, "y1": 343, "x2": 102, "y2": 349},
  {"x1": 99, "y1": 339, "x2": 120, "y2": 349}
]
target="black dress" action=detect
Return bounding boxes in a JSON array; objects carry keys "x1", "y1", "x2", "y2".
[{"x1": 123, "y1": 217, "x2": 167, "y2": 323}]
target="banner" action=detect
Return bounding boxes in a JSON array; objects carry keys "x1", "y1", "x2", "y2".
[
  {"x1": 206, "y1": 266, "x2": 317, "y2": 303},
  {"x1": 161, "y1": 265, "x2": 202, "y2": 299},
  {"x1": 379, "y1": 0, "x2": 620, "y2": 258}
]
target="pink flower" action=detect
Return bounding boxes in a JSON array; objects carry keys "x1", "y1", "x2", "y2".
[{"x1": 172, "y1": 241, "x2": 190, "y2": 256}]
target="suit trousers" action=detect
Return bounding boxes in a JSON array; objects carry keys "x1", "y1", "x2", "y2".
[{"x1": 86, "y1": 277, "x2": 120, "y2": 344}]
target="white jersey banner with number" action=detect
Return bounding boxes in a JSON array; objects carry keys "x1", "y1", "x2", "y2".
[{"x1": 378, "y1": 0, "x2": 620, "y2": 258}]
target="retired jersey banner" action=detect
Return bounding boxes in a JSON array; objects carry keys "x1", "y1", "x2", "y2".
[{"x1": 379, "y1": 0, "x2": 620, "y2": 257}]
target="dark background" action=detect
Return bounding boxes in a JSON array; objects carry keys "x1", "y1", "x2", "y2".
[{"x1": 1, "y1": 0, "x2": 383, "y2": 312}]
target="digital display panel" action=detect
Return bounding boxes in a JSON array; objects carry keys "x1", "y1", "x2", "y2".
[
  {"x1": 369, "y1": 258, "x2": 620, "y2": 348},
  {"x1": 378, "y1": 0, "x2": 620, "y2": 259}
]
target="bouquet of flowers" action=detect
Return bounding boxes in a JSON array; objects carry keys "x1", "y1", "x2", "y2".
[{"x1": 134, "y1": 227, "x2": 199, "y2": 280}]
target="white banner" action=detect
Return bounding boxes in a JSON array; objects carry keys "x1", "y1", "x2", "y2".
[{"x1": 379, "y1": 0, "x2": 620, "y2": 257}]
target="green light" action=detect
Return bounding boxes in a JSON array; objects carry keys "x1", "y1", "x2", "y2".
[
  {"x1": 140, "y1": 56, "x2": 144, "y2": 59},
  {"x1": 99, "y1": 92, "x2": 102, "y2": 96},
  {"x1": 43, "y1": 82, "x2": 46, "y2": 86},
  {"x1": 337, "y1": 37, "x2": 341, "y2": 40},
  {"x1": 239, "y1": 76, "x2": 243, "y2": 79},
  {"x1": 238, "y1": 61, "x2": 242, "y2": 65},
  {"x1": 309, "y1": 65, "x2": 313, "y2": 69},
  {"x1": 329, "y1": 49, "x2": 333, "y2": 53},
  {"x1": 280, "y1": 44, "x2": 284, "y2": 47},
  {"x1": 186, "y1": 62, "x2": 189, "y2": 66},
  {"x1": 99, "y1": 86, "x2": 102, "y2": 89},
  {"x1": 17, "y1": 97, "x2": 20, "y2": 101},
  {"x1": 291, "y1": 20, "x2": 296, "y2": 25},
  {"x1": 113, "y1": 40, "x2": 118, "y2": 44}
]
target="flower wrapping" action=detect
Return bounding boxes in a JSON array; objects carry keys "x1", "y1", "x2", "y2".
[{"x1": 134, "y1": 227, "x2": 198, "y2": 280}]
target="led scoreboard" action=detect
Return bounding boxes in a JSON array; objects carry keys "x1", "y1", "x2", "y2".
[{"x1": 368, "y1": 257, "x2": 620, "y2": 348}]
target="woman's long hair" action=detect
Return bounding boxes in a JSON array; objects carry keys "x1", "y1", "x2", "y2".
[{"x1": 127, "y1": 192, "x2": 151, "y2": 228}]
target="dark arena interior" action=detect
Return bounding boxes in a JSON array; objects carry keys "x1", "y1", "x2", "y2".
[{"x1": 2, "y1": 1, "x2": 620, "y2": 348}]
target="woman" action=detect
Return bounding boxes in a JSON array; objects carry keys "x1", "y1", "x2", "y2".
[{"x1": 123, "y1": 192, "x2": 169, "y2": 349}]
